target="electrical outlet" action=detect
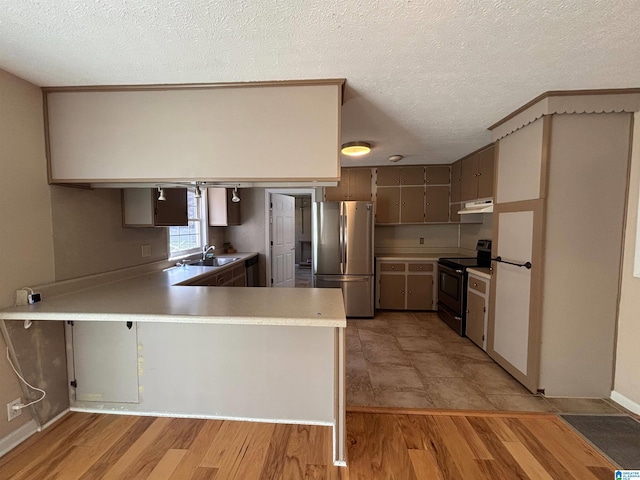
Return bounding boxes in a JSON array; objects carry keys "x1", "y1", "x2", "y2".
[
  {"x1": 141, "y1": 244, "x2": 152, "y2": 257},
  {"x1": 419, "y1": 237, "x2": 424, "y2": 245},
  {"x1": 7, "y1": 398, "x2": 22, "y2": 422}
]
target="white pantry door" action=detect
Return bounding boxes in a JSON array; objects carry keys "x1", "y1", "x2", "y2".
[{"x1": 270, "y1": 193, "x2": 295, "y2": 287}]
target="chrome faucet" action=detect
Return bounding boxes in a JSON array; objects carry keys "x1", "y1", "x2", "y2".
[{"x1": 202, "y1": 244, "x2": 216, "y2": 260}]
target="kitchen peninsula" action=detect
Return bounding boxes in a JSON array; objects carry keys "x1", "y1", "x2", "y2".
[{"x1": 0, "y1": 256, "x2": 347, "y2": 465}]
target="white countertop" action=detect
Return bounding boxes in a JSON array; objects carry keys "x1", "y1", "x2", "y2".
[
  {"x1": 467, "y1": 267, "x2": 492, "y2": 280},
  {"x1": 375, "y1": 252, "x2": 467, "y2": 261},
  {"x1": 1, "y1": 253, "x2": 346, "y2": 328}
]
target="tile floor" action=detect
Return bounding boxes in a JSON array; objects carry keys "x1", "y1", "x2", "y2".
[{"x1": 347, "y1": 311, "x2": 625, "y2": 414}]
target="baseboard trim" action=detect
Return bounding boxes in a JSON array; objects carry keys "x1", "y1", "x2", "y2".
[
  {"x1": 0, "y1": 420, "x2": 38, "y2": 458},
  {"x1": 69, "y1": 407, "x2": 333, "y2": 426},
  {"x1": 610, "y1": 390, "x2": 640, "y2": 415}
]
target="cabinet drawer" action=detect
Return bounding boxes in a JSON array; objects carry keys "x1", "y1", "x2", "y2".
[
  {"x1": 218, "y1": 269, "x2": 234, "y2": 285},
  {"x1": 468, "y1": 277, "x2": 487, "y2": 294},
  {"x1": 408, "y1": 263, "x2": 434, "y2": 272},
  {"x1": 379, "y1": 263, "x2": 406, "y2": 272}
]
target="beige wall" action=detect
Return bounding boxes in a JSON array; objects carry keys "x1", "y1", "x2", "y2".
[
  {"x1": 460, "y1": 215, "x2": 493, "y2": 251},
  {"x1": 374, "y1": 224, "x2": 459, "y2": 254},
  {"x1": 225, "y1": 188, "x2": 267, "y2": 286},
  {"x1": 613, "y1": 112, "x2": 640, "y2": 411},
  {"x1": 0, "y1": 70, "x2": 56, "y2": 438},
  {"x1": 51, "y1": 187, "x2": 168, "y2": 281},
  {"x1": 540, "y1": 113, "x2": 631, "y2": 397}
]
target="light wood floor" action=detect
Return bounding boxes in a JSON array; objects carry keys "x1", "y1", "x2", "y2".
[{"x1": 0, "y1": 410, "x2": 615, "y2": 480}]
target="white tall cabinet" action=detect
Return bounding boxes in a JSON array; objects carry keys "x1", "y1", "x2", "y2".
[{"x1": 488, "y1": 90, "x2": 640, "y2": 397}]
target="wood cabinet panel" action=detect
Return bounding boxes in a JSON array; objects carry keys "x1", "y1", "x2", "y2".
[
  {"x1": 376, "y1": 259, "x2": 437, "y2": 311},
  {"x1": 407, "y1": 275, "x2": 433, "y2": 310},
  {"x1": 460, "y1": 145, "x2": 495, "y2": 201},
  {"x1": 376, "y1": 187, "x2": 400, "y2": 223},
  {"x1": 425, "y1": 166, "x2": 450, "y2": 185},
  {"x1": 468, "y1": 276, "x2": 487, "y2": 294},
  {"x1": 400, "y1": 187, "x2": 425, "y2": 223},
  {"x1": 376, "y1": 167, "x2": 400, "y2": 186},
  {"x1": 208, "y1": 188, "x2": 241, "y2": 226},
  {"x1": 425, "y1": 186, "x2": 450, "y2": 222},
  {"x1": 379, "y1": 263, "x2": 406, "y2": 272},
  {"x1": 378, "y1": 274, "x2": 405, "y2": 309},
  {"x1": 399, "y1": 167, "x2": 425, "y2": 186},
  {"x1": 349, "y1": 168, "x2": 373, "y2": 200},
  {"x1": 451, "y1": 160, "x2": 462, "y2": 203},
  {"x1": 466, "y1": 290, "x2": 485, "y2": 349},
  {"x1": 325, "y1": 168, "x2": 372, "y2": 201},
  {"x1": 123, "y1": 188, "x2": 188, "y2": 227},
  {"x1": 450, "y1": 203, "x2": 461, "y2": 223},
  {"x1": 477, "y1": 146, "x2": 495, "y2": 199}
]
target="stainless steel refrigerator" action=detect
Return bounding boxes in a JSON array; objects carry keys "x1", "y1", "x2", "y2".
[{"x1": 312, "y1": 201, "x2": 374, "y2": 317}]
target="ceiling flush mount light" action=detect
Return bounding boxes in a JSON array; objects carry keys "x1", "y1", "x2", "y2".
[
  {"x1": 157, "y1": 186, "x2": 166, "y2": 201},
  {"x1": 231, "y1": 186, "x2": 240, "y2": 203},
  {"x1": 388, "y1": 155, "x2": 404, "y2": 162},
  {"x1": 341, "y1": 141, "x2": 371, "y2": 157}
]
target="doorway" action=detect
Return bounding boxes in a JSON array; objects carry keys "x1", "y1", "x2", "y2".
[{"x1": 264, "y1": 188, "x2": 317, "y2": 288}]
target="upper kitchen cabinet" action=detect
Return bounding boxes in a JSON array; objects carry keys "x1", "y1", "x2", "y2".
[
  {"x1": 425, "y1": 165, "x2": 450, "y2": 185},
  {"x1": 487, "y1": 89, "x2": 640, "y2": 398},
  {"x1": 460, "y1": 144, "x2": 495, "y2": 201},
  {"x1": 324, "y1": 168, "x2": 372, "y2": 201},
  {"x1": 208, "y1": 188, "x2": 241, "y2": 226},
  {"x1": 43, "y1": 80, "x2": 343, "y2": 184},
  {"x1": 122, "y1": 188, "x2": 187, "y2": 227},
  {"x1": 376, "y1": 166, "x2": 425, "y2": 186},
  {"x1": 450, "y1": 160, "x2": 462, "y2": 203}
]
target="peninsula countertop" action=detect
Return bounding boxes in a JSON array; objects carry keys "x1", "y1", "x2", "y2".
[{"x1": 1, "y1": 254, "x2": 346, "y2": 328}]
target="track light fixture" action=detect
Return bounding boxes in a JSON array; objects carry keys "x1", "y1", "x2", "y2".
[
  {"x1": 231, "y1": 186, "x2": 240, "y2": 203},
  {"x1": 157, "y1": 186, "x2": 166, "y2": 201}
]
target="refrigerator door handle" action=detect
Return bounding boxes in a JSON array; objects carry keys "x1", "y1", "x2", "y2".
[{"x1": 343, "y1": 212, "x2": 348, "y2": 267}]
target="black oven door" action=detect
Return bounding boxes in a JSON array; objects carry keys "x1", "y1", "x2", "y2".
[{"x1": 437, "y1": 263, "x2": 464, "y2": 315}]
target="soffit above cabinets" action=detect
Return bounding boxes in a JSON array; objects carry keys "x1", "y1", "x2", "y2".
[{"x1": 44, "y1": 80, "x2": 343, "y2": 185}]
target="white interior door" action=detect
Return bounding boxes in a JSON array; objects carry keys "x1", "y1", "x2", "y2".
[{"x1": 270, "y1": 193, "x2": 295, "y2": 287}]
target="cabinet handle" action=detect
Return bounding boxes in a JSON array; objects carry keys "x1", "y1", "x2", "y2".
[
  {"x1": 473, "y1": 282, "x2": 478, "y2": 287},
  {"x1": 391, "y1": 265, "x2": 395, "y2": 270},
  {"x1": 408, "y1": 291, "x2": 412, "y2": 295},
  {"x1": 401, "y1": 291, "x2": 405, "y2": 295},
  {"x1": 402, "y1": 202, "x2": 405, "y2": 205}
]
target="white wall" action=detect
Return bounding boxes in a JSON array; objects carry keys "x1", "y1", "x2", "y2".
[
  {"x1": 613, "y1": 112, "x2": 640, "y2": 412},
  {"x1": 460, "y1": 215, "x2": 493, "y2": 251},
  {"x1": 0, "y1": 69, "x2": 56, "y2": 439}
]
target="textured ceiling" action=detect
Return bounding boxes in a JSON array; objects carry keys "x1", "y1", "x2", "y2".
[{"x1": 1, "y1": 0, "x2": 639, "y2": 166}]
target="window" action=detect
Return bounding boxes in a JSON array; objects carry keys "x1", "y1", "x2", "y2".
[{"x1": 168, "y1": 190, "x2": 207, "y2": 259}]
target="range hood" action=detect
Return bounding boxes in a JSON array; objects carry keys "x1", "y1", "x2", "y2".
[{"x1": 458, "y1": 199, "x2": 494, "y2": 214}]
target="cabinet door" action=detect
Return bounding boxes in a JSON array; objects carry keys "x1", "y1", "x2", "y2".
[
  {"x1": 325, "y1": 169, "x2": 349, "y2": 201},
  {"x1": 400, "y1": 167, "x2": 425, "y2": 186},
  {"x1": 155, "y1": 188, "x2": 188, "y2": 226},
  {"x1": 400, "y1": 187, "x2": 424, "y2": 223},
  {"x1": 450, "y1": 203, "x2": 461, "y2": 223},
  {"x1": 425, "y1": 166, "x2": 450, "y2": 185},
  {"x1": 71, "y1": 322, "x2": 139, "y2": 403},
  {"x1": 376, "y1": 187, "x2": 400, "y2": 223},
  {"x1": 208, "y1": 188, "x2": 241, "y2": 226},
  {"x1": 425, "y1": 186, "x2": 450, "y2": 222},
  {"x1": 406, "y1": 275, "x2": 433, "y2": 310},
  {"x1": 466, "y1": 290, "x2": 485, "y2": 348},
  {"x1": 349, "y1": 168, "x2": 372, "y2": 200},
  {"x1": 477, "y1": 146, "x2": 495, "y2": 199},
  {"x1": 461, "y1": 155, "x2": 479, "y2": 201},
  {"x1": 379, "y1": 274, "x2": 405, "y2": 309},
  {"x1": 451, "y1": 160, "x2": 462, "y2": 203},
  {"x1": 376, "y1": 167, "x2": 400, "y2": 186}
]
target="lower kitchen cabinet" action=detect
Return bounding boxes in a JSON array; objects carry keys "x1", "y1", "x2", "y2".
[
  {"x1": 466, "y1": 272, "x2": 490, "y2": 350},
  {"x1": 376, "y1": 259, "x2": 436, "y2": 310},
  {"x1": 182, "y1": 263, "x2": 246, "y2": 287}
]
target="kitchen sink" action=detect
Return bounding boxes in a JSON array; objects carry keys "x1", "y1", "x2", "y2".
[{"x1": 192, "y1": 257, "x2": 240, "y2": 267}]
